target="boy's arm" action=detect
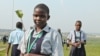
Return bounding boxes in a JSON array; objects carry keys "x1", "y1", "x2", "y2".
[
  {"x1": 6, "y1": 43, "x2": 11, "y2": 56},
  {"x1": 51, "y1": 32, "x2": 64, "y2": 56}
]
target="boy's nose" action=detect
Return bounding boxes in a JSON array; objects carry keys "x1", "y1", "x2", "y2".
[{"x1": 37, "y1": 16, "x2": 41, "y2": 20}]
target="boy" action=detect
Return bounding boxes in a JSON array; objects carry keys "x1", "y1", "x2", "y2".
[{"x1": 18, "y1": 3, "x2": 64, "y2": 56}]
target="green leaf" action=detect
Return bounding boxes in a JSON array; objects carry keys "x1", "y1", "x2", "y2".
[{"x1": 15, "y1": 10, "x2": 23, "y2": 19}]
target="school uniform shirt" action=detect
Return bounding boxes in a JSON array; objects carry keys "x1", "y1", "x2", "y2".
[
  {"x1": 18, "y1": 25, "x2": 64, "y2": 56},
  {"x1": 67, "y1": 30, "x2": 87, "y2": 43},
  {"x1": 8, "y1": 28, "x2": 24, "y2": 45}
]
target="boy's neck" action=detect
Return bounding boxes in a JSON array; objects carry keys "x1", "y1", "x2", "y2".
[
  {"x1": 35, "y1": 24, "x2": 46, "y2": 32},
  {"x1": 35, "y1": 27, "x2": 42, "y2": 32},
  {"x1": 75, "y1": 29, "x2": 81, "y2": 31}
]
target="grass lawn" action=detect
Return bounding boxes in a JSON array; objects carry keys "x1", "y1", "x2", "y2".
[
  {"x1": 64, "y1": 37, "x2": 100, "y2": 56},
  {"x1": 0, "y1": 37, "x2": 100, "y2": 56},
  {"x1": 0, "y1": 42, "x2": 7, "y2": 56}
]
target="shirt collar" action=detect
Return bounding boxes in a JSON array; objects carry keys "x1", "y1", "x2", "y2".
[
  {"x1": 33, "y1": 24, "x2": 50, "y2": 33},
  {"x1": 16, "y1": 28, "x2": 22, "y2": 31},
  {"x1": 74, "y1": 30, "x2": 81, "y2": 32}
]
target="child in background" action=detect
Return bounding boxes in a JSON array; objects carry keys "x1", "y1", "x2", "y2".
[{"x1": 67, "y1": 20, "x2": 86, "y2": 56}]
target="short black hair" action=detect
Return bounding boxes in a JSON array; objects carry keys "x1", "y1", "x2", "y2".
[
  {"x1": 75, "y1": 20, "x2": 82, "y2": 26},
  {"x1": 16, "y1": 22, "x2": 23, "y2": 29},
  {"x1": 76, "y1": 20, "x2": 82, "y2": 24},
  {"x1": 34, "y1": 3, "x2": 49, "y2": 14}
]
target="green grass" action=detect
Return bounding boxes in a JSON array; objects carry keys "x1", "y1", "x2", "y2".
[
  {"x1": 0, "y1": 37, "x2": 100, "y2": 56},
  {"x1": 85, "y1": 37, "x2": 100, "y2": 56},
  {"x1": 0, "y1": 49, "x2": 6, "y2": 56},
  {"x1": 0, "y1": 42, "x2": 7, "y2": 56},
  {"x1": 64, "y1": 37, "x2": 100, "y2": 56}
]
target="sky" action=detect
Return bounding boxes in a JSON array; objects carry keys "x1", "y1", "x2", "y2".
[{"x1": 0, "y1": 0, "x2": 100, "y2": 33}]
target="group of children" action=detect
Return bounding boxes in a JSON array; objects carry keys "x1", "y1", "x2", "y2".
[{"x1": 6, "y1": 3, "x2": 86, "y2": 56}]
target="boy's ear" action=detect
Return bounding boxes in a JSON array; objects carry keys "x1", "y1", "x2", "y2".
[{"x1": 47, "y1": 15, "x2": 50, "y2": 20}]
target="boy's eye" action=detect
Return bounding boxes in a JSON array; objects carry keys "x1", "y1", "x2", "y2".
[
  {"x1": 76, "y1": 25, "x2": 81, "y2": 26},
  {"x1": 33, "y1": 14, "x2": 46, "y2": 18},
  {"x1": 33, "y1": 14, "x2": 38, "y2": 17},
  {"x1": 40, "y1": 15, "x2": 46, "y2": 18}
]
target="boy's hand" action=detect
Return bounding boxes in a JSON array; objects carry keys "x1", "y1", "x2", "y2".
[{"x1": 73, "y1": 42, "x2": 81, "y2": 47}]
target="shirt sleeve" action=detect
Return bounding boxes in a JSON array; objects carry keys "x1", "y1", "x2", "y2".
[
  {"x1": 17, "y1": 33, "x2": 26, "y2": 54},
  {"x1": 18, "y1": 31, "x2": 24, "y2": 43},
  {"x1": 83, "y1": 32, "x2": 87, "y2": 41},
  {"x1": 67, "y1": 32, "x2": 72, "y2": 40},
  {"x1": 18, "y1": 29, "x2": 33, "y2": 54},
  {"x1": 51, "y1": 31, "x2": 64, "y2": 56},
  {"x1": 66, "y1": 31, "x2": 73, "y2": 44},
  {"x1": 8, "y1": 32, "x2": 13, "y2": 44}
]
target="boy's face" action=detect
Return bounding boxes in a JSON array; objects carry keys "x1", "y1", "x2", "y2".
[
  {"x1": 75, "y1": 22, "x2": 82, "y2": 31},
  {"x1": 33, "y1": 8, "x2": 49, "y2": 27}
]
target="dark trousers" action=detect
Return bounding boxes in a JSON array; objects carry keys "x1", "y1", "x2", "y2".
[{"x1": 11, "y1": 44, "x2": 20, "y2": 56}]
